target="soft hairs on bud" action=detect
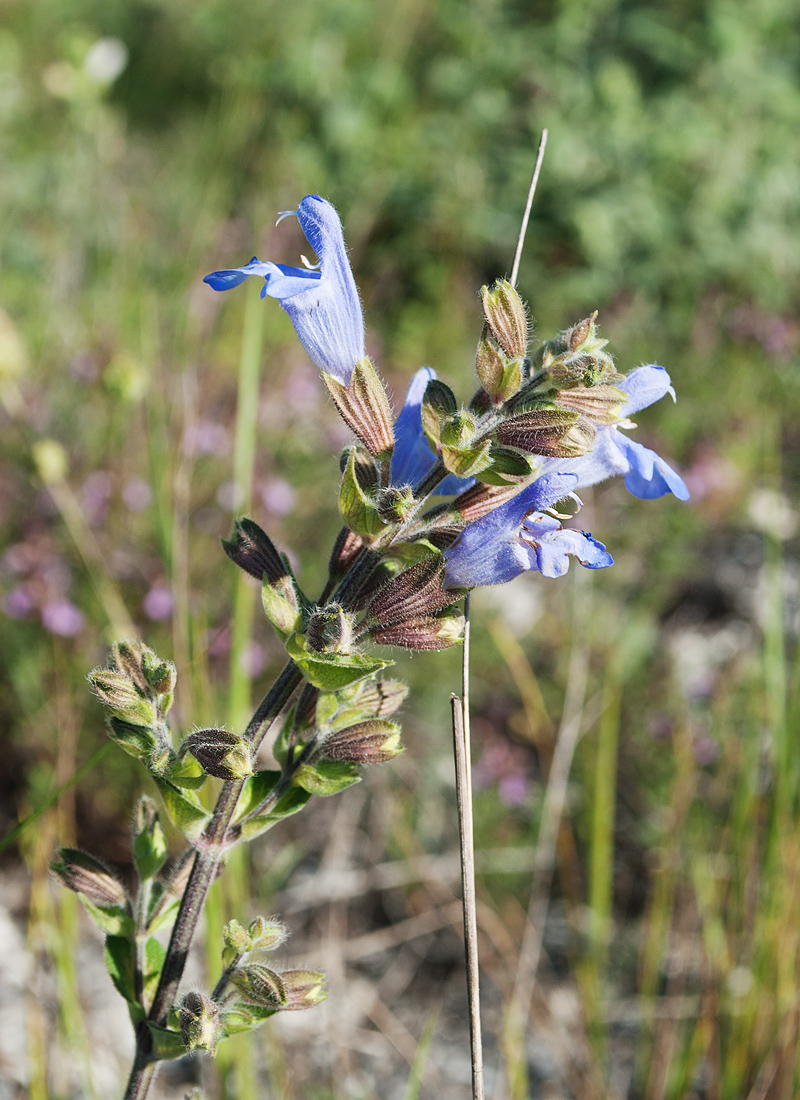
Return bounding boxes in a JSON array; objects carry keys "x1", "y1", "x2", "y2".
[
  {"x1": 204, "y1": 195, "x2": 364, "y2": 385},
  {"x1": 223, "y1": 519, "x2": 288, "y2": 583}
]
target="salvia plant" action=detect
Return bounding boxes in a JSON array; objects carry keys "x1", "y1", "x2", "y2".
[{"x1": 52, "y1": 193, "x2": 688, "y2": 1099}]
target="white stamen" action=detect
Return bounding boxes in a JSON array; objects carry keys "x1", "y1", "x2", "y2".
[
  {"x1": 300, "y1": 254, "x2": 321, "y2": 270},
  {"x1": 275, "y1": 209, "x2": 297, "y2": 226}
]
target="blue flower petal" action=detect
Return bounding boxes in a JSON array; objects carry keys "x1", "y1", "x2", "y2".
[
  {"x1": 619, "y1": 364, "x2": 676, "y2": 416},
  {"x1": 203, "y1": 196, "x2": 365, "y2": 385},
  {"x1": 519, "y1": 522, "x2": 614, "y2": 578},
  {"x1": 616, "y1": 436, "x2": 690, "y2": 500},
  {"x1": 442, "y1": 473, "x2": 580, "y2": 588},
  {"x1": 390, "y1": 367, "x2": 473, "y2": 494}
]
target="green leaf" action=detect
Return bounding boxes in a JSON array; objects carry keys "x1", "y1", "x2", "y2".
[
  {"x1": 338, "y1": 447, "x2": 389, "y2": 541},
  {"x1": 105, "y1": 935, "x2": 137, "y2": 1005},
  {"x1": 476, "y1": 444, "x2": 534, "y2": 486},
  {"x1": 146, "y1": 881, "x2": 182, "y2": 934},
  {"x1": 237, "y1": 787, "x2": 311, "y2": 841},
  {"x1": 81, "y1": 898, "x2": 134, "y2": 937},
  {"x1": 220, "y1": 1001, "x2": 279, "y2": 1036},
  {"x1": 285, "y1": 634, "x2": 392, "y2": 692},
  {"x1": 261, "y1": 581, "x2": 303, "y2": 641},
  {"x1": 143, "y1": 936, "x2": 167, "y2": 1007},
  {"x1": 155, "y1": 780, "x2": 211, "y2": 840},
  {"x1": 386, "y1": 539, "x2": 441, "y2": 565},
  {"x1": 232, "y1": 770, "x2": 281, "y2": 822},
  {"x1": 440, "y1": 438, "x2": 493, "y2": 478},
  {"x1": 165, "y1": 752, "x2": 207, "y2": 790},
  {"x1": 146, "y1": 1022, "x2": 188, "y2": 1061},
  {"x1": 293, "y1": 760, "x2": 362, "y2": 797},
  {"x1": 107, "y1": 717, "x2": 157, "y2": 764}
]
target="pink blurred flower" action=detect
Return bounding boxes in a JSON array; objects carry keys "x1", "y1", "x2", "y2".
[
  {"x1": 122, "y1": 478, "x2": 152, "y2": 512},
  {"x1": 260, "y1": 477, "x2": 296, "y2": 517},
  {"x1": 41, "y1": 599, "x2": 85, "y2": 636},
  {"x1": 143, "y1": 585, "x2": 173, "y2": 621},
  {"x1": 2, "y1": 586, "x2": 35, "y2": 619}
]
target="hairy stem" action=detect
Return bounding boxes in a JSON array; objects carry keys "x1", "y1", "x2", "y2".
[
  {"x1": 122, "y1": 1054, "x2": 156, "y2": 1100},
  {"x1": 123, "y1": 662, "x2": 302, "y2": 1100}
]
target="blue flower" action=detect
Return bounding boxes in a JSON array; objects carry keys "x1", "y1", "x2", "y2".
[
  {"x1": 443, "y1": 473, "x2": 614, "y2": 588},
  {"x1": 204, "y1": 195, "x2": 364, "y2": 385},
  {"x1": 390, "y1": 367, "x2": 473, "y2": 495},
  {"x1": 542, "y1": 365, "x2": 690, "y2": 500}
]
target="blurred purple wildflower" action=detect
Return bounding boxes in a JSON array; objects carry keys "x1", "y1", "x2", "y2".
[
  {"x1": 3, "y1": 585, "x2": 34, "y2": 619},
  {"x1": 260, "y1": 477, "x2": 296, "y2": 516},
  {"x1": 41, "y1": 599, "x2": 85, "y2": 636},
  {"x1": 143, "y1": 585, "x2": 173, "y2": 621},
  {"x1": 122, "y1": 478, "x2": 152, "y2": 512},
  {"x1": 204, "y1": 195, "x2": 364, "y2": 385}
]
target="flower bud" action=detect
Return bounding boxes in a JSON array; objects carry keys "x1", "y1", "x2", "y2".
[
  {"x1": 371, "y1": 609, "x2": 465, "y2": 650},
  {"x1": 481, "y1": 280, "x2": 528, "y2": 360},
  {"x1": 132, "y1": 796, "x2": 167, "y2": 879},
  {"x1": 231, "y1": 964, "x2": 288, "y2": 1008},
  {"x1": 279, "y1": 969, "x2": 328, "y2": 1011},
  {"x1": 51, "y1": 848, "x2": 128, "y2": 909},
  {"x1": 475, "y1": 329, "x2": 504, "y2": 396},
  {"x1": 223, "y1": 918, "x2": 253, "y2": 959},
  {"x1": 554, "y1": 384, "x2": 625, "y2": 425},
  {"x1": 248, "y1": 916, "x2": 288, "y2": 951},
  {"x1": 325, "y1": 357, "x2": 395, "y2": 458},
  {"x1": 222, "y1": 518, "x2": 288, "y2": 584},
  {"x1": 179, "y1": 991, "x2": 219, "y2": 1052},
  {"x1": 305, "y1": 604, "x2": 354, "y2": 655},
  {"x1": 452, "y1": 481, "x2": 526, "y2": 523},
  {"x1": 181, "y1": 729, "x2": 253, "y2": 780},
  {"x1": 329, "y1": 526, "x2": 365, "y2": 577},
  {"x1": 497, "y1": 408, "x2": 586, "y2": 457},
  {"x1": 88, "y1": 669, "x2": 158, "y2": 727},
  {"x1": 322, "y1": 720, "x2": 403, "y2": 765},
  {"x1": 368, "y1": 557, "x2": 458, "y2": 627}
]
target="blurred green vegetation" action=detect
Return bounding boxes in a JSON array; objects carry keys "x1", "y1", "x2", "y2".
[{"x1": 1, "y1": 0, "x2": 799, "y2": 1097}]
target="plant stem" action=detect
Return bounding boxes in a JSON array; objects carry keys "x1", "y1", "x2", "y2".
[
  {"x1": 123, "y1": 663, "x2": 302, "y2": 1100},
  {"x1": 451, "y1": 593, "x2": 485, "y2": 1100},
  {"x1": 122, "y1": 1055, "x2": 157, "y2": 1100}
]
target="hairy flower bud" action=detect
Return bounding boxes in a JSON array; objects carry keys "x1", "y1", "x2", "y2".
[
  {"x1": 279, "y1": 969, "x2": 328, "y2": 1011},
  {"x1": 452, "y1": 481, "x2": 527, "y2": 523},
  {"x1": 179, "y1": 991, "x2": 219, "y2": 1052},
  {"x1": 181, "y1": 729, "x2": 253, "y2": 780},
  {"x1": 222, "y1": 518, "x2": 288, "y2": 584},
  {"x1": 322, "y1": 719, "x2": 403, "y2": 765},
  {"x1": 497, "y1": 408, "x2": 588, "y2": 457},
  {"x1": 51, "y1": 848, "x2": 128, "y2": 909},
  {"x1": 89, "y1": 669, "x2": 158, "y2": 727},
  {"x1": 368, "y1": 557, "x2": 461, "y2": 627},
  {"x1": 475, "y1": 328, "x2": 505, "y2": 396},
  {"x1": 329, "y1": 526, "x2": 365, "y2": 577},
  {"x1": 223, "y1": 918, "x2": 253, "y2": 956},
  {"x1": 133, "y1": 796, "x2": 167, "y2": 880},
  {"x1": 325, "y1": 357, "x2": 395, "y2": 458},
  {"x1": 231, "y1": 964, "x2": 288, "y2": 1008},
  {"x1": 305, "y1": 604, "x2": 354, "y2": 655},
  {"x1": 554, "y1": 384, "x2": 626, "y2": 426},
  {"x1": 248, "y1": 916, "x2": 288, "y2": 951},
  {"x1": 481, "y1": 279, "x2": 528, "y2": 360},
  {"x1": 371, "y1": 609, "x2": 465, "y2": 650}
]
